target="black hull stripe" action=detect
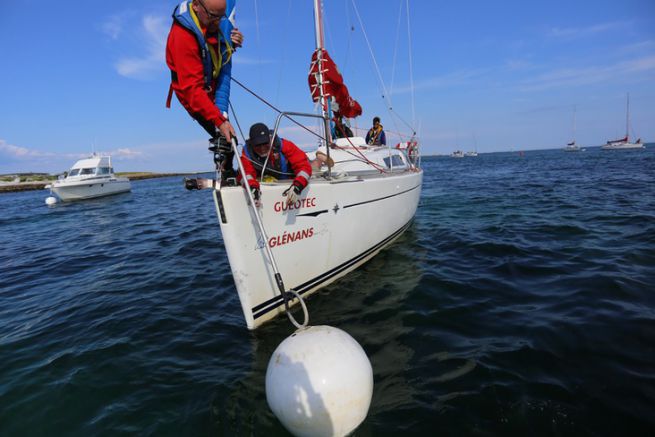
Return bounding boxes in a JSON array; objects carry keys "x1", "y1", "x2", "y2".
[
  {"x1": 296, "y1": 209, "x2": 329, "y2": 218},
  {"x1": 251, "y1": 218, "x2": 414, "y2": 319},
  {"x1": 294, "y1": 183, "x2": 420, "y2": 218},
  {"x1": 343, "y1": 184, "x2": 421, "y2": 209}
]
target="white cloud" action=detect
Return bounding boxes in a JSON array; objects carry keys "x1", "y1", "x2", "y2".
[
  {"x1": 101, "y1": 14, "x2": 124, "y2": 40},
  {"x1": 0, "y1": 139, "x2": 53, "y2": 158},
  {"x1": 111, "y1": 148, "x2": 144, "y2": 159},
  {"x1": 548, "y1": 21, "x2": 628, "y2": 39},
  {"x1": 0, "y1": 140, "x2": 144, "y2": 162},
  {"x1": 392, "y1": 68, "x2": 490, "y2": 94},
  {"x1": 505, "y1": 59, "x2": 535, "y2": 71},
  {"x1": 115, "y1": 15, "x2": 168, "y2": 80},
  {"x1": 519, "y1": 54, "x2": 655, "y2": 91}
]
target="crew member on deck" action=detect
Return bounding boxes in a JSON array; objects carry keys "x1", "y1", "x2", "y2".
[
  {"x1": 240, "y1": 123, "x2": 312, "y2": 207},
  {"x1": 333, "y1": 114, "x2": 354, "y2": 139},
  {"x1": 365, "y1": 116, "x2": 386, "y2": 146}
]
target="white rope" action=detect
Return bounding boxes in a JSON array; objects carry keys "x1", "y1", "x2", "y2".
[{"x1": 285, "y1": 289, "x2": 309, "y2": 329}]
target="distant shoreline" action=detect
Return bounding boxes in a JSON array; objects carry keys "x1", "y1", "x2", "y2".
[{"x1": 0, "y1": 173, "x2": 195, "y2": 194}]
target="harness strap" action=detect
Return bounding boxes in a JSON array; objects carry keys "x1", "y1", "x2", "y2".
[
  {"x1": 166, "y1": 84, "x2": 174, "y2": 108},
  {"x1": 166, "y1": 70, "x2": 179, "y2": 108}
]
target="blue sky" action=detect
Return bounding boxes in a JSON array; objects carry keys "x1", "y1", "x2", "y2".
[{"x1": 1, "y1": 0, "x2": 654, "y2": 173}]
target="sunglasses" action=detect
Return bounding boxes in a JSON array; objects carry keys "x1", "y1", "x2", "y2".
[{"x1": 196, "y1": 0, "x2": 223, "y2": 20}]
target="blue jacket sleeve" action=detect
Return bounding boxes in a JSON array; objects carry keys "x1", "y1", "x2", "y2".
[
  {"x1": 380, "y1": 131, "x2": 386, "y2": 145},
  {"x1": 215, "y1": 60, "x2": 232, "y2": 116},
  {"x1": 215, "y1": 0, "x2": 236, "y2": 116}
]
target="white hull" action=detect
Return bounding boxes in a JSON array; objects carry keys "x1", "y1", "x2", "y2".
[
  {"x1": 52, "y1": 178, "x2": 131, "y2": 201},
  {"x1": 601, "y1": 142, "x2": 645, "y2": 150},
  {"x1": 214, "y1": 169, "x2": 422, "y2": 329}
]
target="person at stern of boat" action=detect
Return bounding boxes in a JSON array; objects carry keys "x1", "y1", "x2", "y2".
[
  {"x1": 240, "y1": 123, "x2": 312, "y2": 208},
  {"x1": 365, "y1": 116, "x2": 386, "y2": 146},
  {"x1": 333, "y1": 114, "x2": 354, "y2": 139},
  {"x1": 165, "y1": 0, "x2": 244, "y2": 181}
]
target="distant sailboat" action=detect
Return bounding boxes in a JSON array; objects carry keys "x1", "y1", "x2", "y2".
[
  {"x1": 564, "y1": 106, "x2": 582, "y2": 152},
  {"x1": 465, "y1": 134, "x2": 478, "y2": 156},
  {"x1": 602, "y1": 93, "x2": 645, "y2": 150}
]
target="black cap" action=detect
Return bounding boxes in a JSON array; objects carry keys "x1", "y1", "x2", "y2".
[
  {"x1": 373, "y1": 116, "x2": 380, "y2": 123},
  {"x1": 248, "y1": 122, "x2": 270, "y2": 146}
]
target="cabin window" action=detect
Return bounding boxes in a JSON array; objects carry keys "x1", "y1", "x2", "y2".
[
  {"x1": 69, "y1": 169, "x2": 80, "y2": 176},
  {"x1": 98, "y1": 167, "x2": 111, "y2": 175},
  {"x1": 383, "y1": 155, "x2": 405, "y2": 168},
  {"x1": 80, "y1": 168, "x2": 96, "y2": 175}
]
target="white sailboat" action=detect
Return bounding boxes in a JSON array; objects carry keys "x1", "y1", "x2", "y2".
[
  {"x1": 564, "y1": 106, "x2": 582, "y2": 152},
  {"x1": 46, "y1": 154, "x2": 131, "y2": 201},
  {"x1": 202, "y1": 0, "x2": 422, "y2": 330},
  {"x1": 602, "y1": 93, "x2": 645, "y2": 150},
  {"x1": 465, "y1": 134, "x2": 478, "y2": 156}
]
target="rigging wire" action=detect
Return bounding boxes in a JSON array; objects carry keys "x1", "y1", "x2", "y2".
[
  {"x1": 274, "y1": 0, "x2": 294, "y2": 106},
  {"x1": 388, "y1": 0, "x2": 404, "y2": 100},
  {"x1": 231, "y1": 76, "x2": 386, "y2": 173},
  {"x1": 253, "y1": 0, "x2": 264, "y2": 88},
  {"x1": 230, "y1": 76, "x2": 387, "y2": 172},
  {"x1": 406, "y1": 0, "x2": 416, "y2": 130},
  {"x1": 341, "y1": 0, "x2": 355, "y2": 73},
  {"x1": 350, "y1": 0, "x2": 415, "y2": 141}
]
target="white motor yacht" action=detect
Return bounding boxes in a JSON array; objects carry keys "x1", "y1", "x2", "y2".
[{"x1": 47, "y1": 155, "x2": 131, "y2": 201}]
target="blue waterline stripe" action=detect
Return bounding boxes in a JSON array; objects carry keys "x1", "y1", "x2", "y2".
[{"x1": 251, "y1": 218, "x2": 414, "y2": 319}]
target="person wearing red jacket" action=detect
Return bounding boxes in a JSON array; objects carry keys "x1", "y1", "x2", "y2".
[
  {"x1": 241, "y1": 123, "x2": 312, "y2": 207},
  {"x1": 166, "y1": 0, "x2": 243, "y2": 179}
]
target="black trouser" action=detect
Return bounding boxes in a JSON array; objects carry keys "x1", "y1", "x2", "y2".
[{"x1": 195, "y1": 113, "x2": 235, "y2": 176}]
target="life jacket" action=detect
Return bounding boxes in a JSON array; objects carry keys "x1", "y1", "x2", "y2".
[
  {"x1": 166, "y1": 0, "x2": 235, "y2": 111},
  {"x1": 244, "y1": 136, "x2": 294, "y2": 179},
  {"x1": 367, "y1": 124, "x2": 384, "y2": 145}
]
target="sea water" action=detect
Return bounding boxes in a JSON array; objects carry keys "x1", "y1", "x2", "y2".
[{"x1": 1, "y1": 147, "x2": 653, "y2": 435}]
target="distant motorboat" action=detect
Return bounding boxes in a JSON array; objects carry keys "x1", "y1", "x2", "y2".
[
  {"x1": 451, "y1": 150, "x2": 465, "y2": 158},
  {"x1": 48, "y1": 154, "x2": 131, "y2": 201},
  {"x1": 602, "y1": 93, "x2": 645, "y2": 150}
]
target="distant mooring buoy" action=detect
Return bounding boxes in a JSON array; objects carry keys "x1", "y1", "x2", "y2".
[
  {"x1": 266, "y1": 325, "x2": 373, "y2": 437},
  {"x1": 45, "y1": 196, "x2": 57, "y2": 206}
]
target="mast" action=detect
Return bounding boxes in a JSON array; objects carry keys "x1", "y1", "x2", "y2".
[
  {"x1": 626, "y1": 93, "x2": 630, "y2": 140},
  {"x1": 573, "y1": 105, "x2": 578, "y2": 144},
  {"x1": 312, "y1": 0, "x2": 332, "y2": 144}
]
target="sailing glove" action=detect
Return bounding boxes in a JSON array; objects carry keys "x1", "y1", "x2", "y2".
[{"x1": 283, "y1": 182, "x2": 303, "y2": 206}]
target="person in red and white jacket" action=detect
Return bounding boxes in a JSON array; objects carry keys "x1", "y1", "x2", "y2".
[
  {"x1": 165, "y1": 0, "x2": 243, "y2": 180},
  {"x1": 240, "y1": 123, "x2": 312, "y2": 207}
]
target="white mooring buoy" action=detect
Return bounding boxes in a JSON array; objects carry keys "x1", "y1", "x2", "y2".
[
  {"x1": 45, "y1": 196, "x2": 57, "y2": 206},
  {"x1": 266, "y1": 325, "x2": 373, "y2": 437}
]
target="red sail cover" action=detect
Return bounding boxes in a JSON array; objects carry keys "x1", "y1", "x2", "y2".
[{"x1": 308, "y1": 49, "x2": 362, "y2": 118}]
